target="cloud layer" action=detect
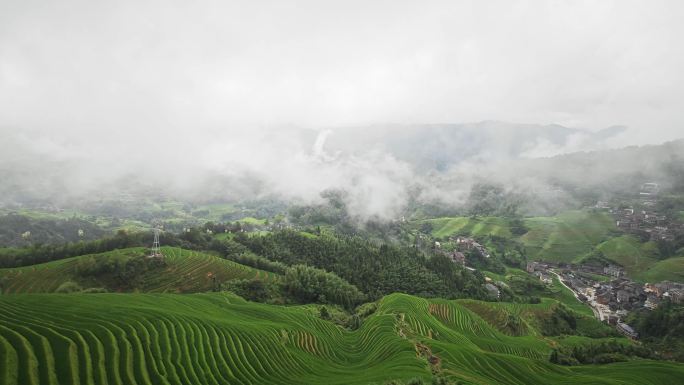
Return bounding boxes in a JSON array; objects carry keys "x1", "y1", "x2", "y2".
[{"x1": 1, "y1": 0, "x2": 683, "y2": 219}]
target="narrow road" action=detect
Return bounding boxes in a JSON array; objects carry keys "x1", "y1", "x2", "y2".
[
  {"x1": 550, "y1": 269, "x2": 603, "y2": 321},
  {"x1": 549, "y1": 270, "x2": 580, "y2": 300}
]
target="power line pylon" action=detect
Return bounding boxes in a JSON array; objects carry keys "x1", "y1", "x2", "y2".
[{"x1": 150, "y1": 227, "x2": 163, "y2": 258}]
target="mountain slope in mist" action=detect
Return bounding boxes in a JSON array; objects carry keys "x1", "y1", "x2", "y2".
[{"x1": 1, "y1": 123, "x2": 682, "y2": 220}]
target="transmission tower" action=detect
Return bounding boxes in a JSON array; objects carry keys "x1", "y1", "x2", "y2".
[{"x1": 150, "y1": 227, "x2": 163, "y2": 257}]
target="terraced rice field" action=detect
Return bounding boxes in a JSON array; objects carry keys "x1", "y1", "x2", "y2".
[
  {"x1": 1, "y1": 293, "x2": 682, "y2": 385},
  {"x1": 634, "y1": 256, "x2": 684, "y2": 283},
  {"x1": 521, "y1": 210, "x2": 616, "y2": 263},
  {"x1": 421, "y1": 217, "x2": 513, "y2": 239},
  {"x1": 0, "y1": 247, "x2": 277, "y2": 294},
  {"x1": 596, "y1": 236, "x2": 660, "y2": 277}
]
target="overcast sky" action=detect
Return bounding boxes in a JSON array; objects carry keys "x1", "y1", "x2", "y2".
[
  {"x1": 1, "y1": 0, "x2": 683, "y2": 144},
  {"x1": 1, "y1": 1, "x2": 684, "y2": 217}
]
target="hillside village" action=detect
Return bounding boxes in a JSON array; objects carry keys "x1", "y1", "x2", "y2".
[
  {"x1": 426, "y1": 181, "x2": 684, "y2": 340},
  {"x1": 597, "y1": 182, "x2": 682, "y2": 242},
  {"x1": 527, "y1": 183, "x2": 684, "y2": 339},
  {"x1": 527, "y1": 260, "x2": 683, "y2": 339}
]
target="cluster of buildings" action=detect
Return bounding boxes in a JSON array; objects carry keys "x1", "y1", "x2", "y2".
[
  {"x1": 645, "y1": 281, "x2": 684, "y2": 306},
  {"x1": 612, "y1": 207, "x2": 675, "y2": 242},
  {"x1": 432, "y1": 237, "x2": 504, "y2": 299},
  {"x1": 449, "y1": 251, "x2": 466, "y2": 266},
  {"x1": 526, "y1": 261, "x2": 553, "y2": 284},
  {"x1": 526, "y1": 259, "x2": 683, "y2": 340},
  {"x1": 597, "y1": 182, "x2": 680, "y2": 242},
  {"x1": 593, "y1": 278, "x2": 648, "y2": 311},
  {"x1": 452, "y1": 236, "x2": 491, "y2": 258}
]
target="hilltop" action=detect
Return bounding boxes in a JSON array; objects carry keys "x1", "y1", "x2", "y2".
[{"x1": 0, "y1": 247, "x2": 277, "y2": 294}]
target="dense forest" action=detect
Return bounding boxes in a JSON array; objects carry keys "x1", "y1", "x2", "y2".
[
  {"x1": 0, "y1": 213, "x2": 104, "y2": 247},
  {"x1": 230, "y1": 230, "x2": 487, "y2": 300}
]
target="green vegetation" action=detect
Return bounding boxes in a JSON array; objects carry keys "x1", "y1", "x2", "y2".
[
  {"x1": 521, "y1": 210, "x2": 617, "y2": 262},
  {"x1": 0, "y1": 213, "x2": 105, "y2": 247},
  {"x1": 550, "y1": 340, "x2": 653, "y2": 365},
  {"x1": 596, "y1": 236, "x2": 660, "y2": 277},
  {"x1": 0, "y1": 247, "x2": 276, "y2": 294},
  {"x1": 234, "y1": 230, "x2": 487, "y2": 300},
  {"x1": 635, "y1": 256, "x2": 684, "y2": 283},
  {"x1": 419, "y1": 216, "x2": 513, "y2": 239},
  {"x1": 0, "y1": 292, "x2": 681, "y2": 385},
  {"x1": 627, "y1": 301, "x2": 684, "y2": 361},
  {"x1": 548, "y1": 276, "x2": 594, "y2": 317},
  {"x1": 283, "y1": 264, "x2": 366, "y2": 309}
]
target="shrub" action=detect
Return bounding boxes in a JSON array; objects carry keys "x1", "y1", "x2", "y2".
[
  {"x1": 223, "y1": 279, "x2": 280, "y2": 302},
  {"x1": 55, "y1": 281, "x2": 82, "y2": 293},
  {"x1": 283, "y1": 264, "x2": 366, "y2": 309},
  {"x1": 81, "y1": 287, "x2": 108, "y2": 293}
]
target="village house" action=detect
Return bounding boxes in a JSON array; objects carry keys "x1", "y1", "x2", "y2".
[
  {"x1": 595, "y1": 288, "x2": 612, "y2": 305},
  {"x1": 454, "y1": 236, "x2": 474, "y2": 249},
  {"x1": 644, "y1": 294, "x2": 661, "y2": 310},
  {"x1": 450, "y1": 251, "x2": 466, "y2": 266},
  {"x1": 617, "y1": 322, "x2": 639, "y2": 339},
  {"x1": 668, "y1": 288, "x2": 683, "y2": 304},
  {"x1": 603, "y1": 265, "x2": 624, "y2": 278},
  {"x1": 454, "y1": 236, "x2": 490, "y2": 258},
  {"x1": 654, "y1": 281, "x2": 683, "y2": 296},
  {"x1": 616, "y1": 290, "x2": 630, "y2": 304},
  {"x1": 485, "y1": 283, "x2": 500, "y2": 300}
]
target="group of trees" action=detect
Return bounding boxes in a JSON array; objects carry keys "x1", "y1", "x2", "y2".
[
  {"x1": 221, "y1": 264, "x2": 365, "y2": 309},
  {"x1": 627, "y1": 301, "x2": 684, "y2": 361},
  {"x1": 230, "y1": 230, "x2": 487, "y2": 301},
  {"x1": 540, "y1": 304, "x2": 577, "y2": 336},
  {"x1": 74, "y1": 250, "x2": 167, "y2": 290},
  {"x1": 0, "y1": 227, "x2": 213, "y2": 268},
  {"x1": 0, "y1": 230, "x2": 149, "y2": 268},
  {"x1": 550, "y1": 340, "x2": 652, "y2": 365},
  {"x1": 0, "y1": 213, "x2": 104, "y2": 247},
  {"x1": 283, "y1": 264, "x2": 366, "y2": 309}
]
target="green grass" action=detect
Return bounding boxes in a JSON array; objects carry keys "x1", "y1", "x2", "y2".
[
  {"x1": 596, "y1": 236, "x2": 660, "y2": 277},
  {"x1": 192, "y1": 203, "x2": 238, "y2": 222},
  {"x1": 0, "y1": 293, "x2": 681, "y2": 385},
  {"x1": 521, "y1": 210, "x2": 616, "y2": 263},
  {"x1": 547, "y1": 275, "x2": 594, "y2": 317},
  {"x1": 212, "y1": 232, "x2": 234, "y2": 241},
  {"x1": 421, "y1": 216, "x2": 513, "y2": 239},
  {"x1": 634, "y1": 256, "x2": 684, "y2": 283},
  {"x1": 237, "y1": 217, "x2": 267, "y2": 225},
  {"x1": 483, "y1": 267, "x2": 528, "y2": 283},
  {"x1": 0, "y1": 247, "x2": 277, "y2": 294}
]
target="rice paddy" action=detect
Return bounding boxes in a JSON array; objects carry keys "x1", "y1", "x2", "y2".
[
  {"x1": 0, "y1": 292, "x2": 682, "y2": 385},
  {"x1": 0, "y1": 247, "x2": 277, "y2": 294}
]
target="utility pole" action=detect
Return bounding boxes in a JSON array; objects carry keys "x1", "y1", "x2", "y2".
[{"x1": 150, "y1": 227, "x2": 163, "y2": 258}]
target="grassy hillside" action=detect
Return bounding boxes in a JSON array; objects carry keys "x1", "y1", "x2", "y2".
[
  {"x1": 420, "y1": 211, "x2": 617, "y2": 264},
  {"x1": 0, "y1": 292, "x2": 681, "y2": 385},
  {"x1": 521, "y1": 210, "x2": 616, "y2": 262},
  {"x1": 421, "y1": 216, "x2": 513, "y2": 239},
  {"x1": 596, "y1": 236, "x2": 660, "y2": 277},
  {"x1": 634, "y1": 256, "x2": 684, "y2": 283},
  {"x1": 0, "y1": 247, "x2": 277, "y2": 294}
]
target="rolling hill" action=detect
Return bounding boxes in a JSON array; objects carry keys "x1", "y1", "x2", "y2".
[
  {"x1": 0, "y1": 247, "x2": 277, "y2": 294},
  {"x1": 634, "y1": 256, "x2": 684, "y2": 283},
  {"x1": 0, "y1": 292, "x2": 682, "y2": 385},
  {"x1": 520, "y1": 210, "x2": 616, "y2": 263},
  {"x1": 419, "y1": 211, "x2": 618, "y2": 263},
  {"x1": 595, "y1": 236, "x2": 660, "y2": 278},
  {"x1": 417, "y1": 210, "x2": 684, "y2": 283},
  {"x1": 421, "y1": 216, "x2": 513, "y2": 239}
]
